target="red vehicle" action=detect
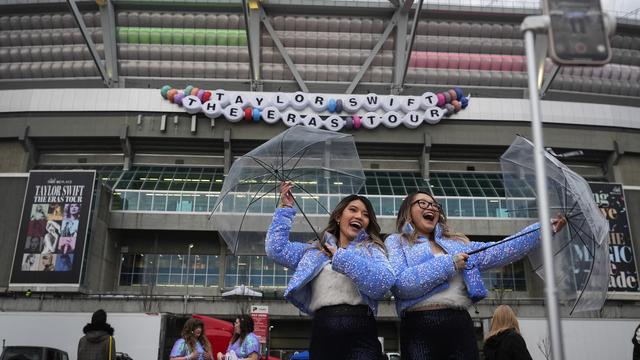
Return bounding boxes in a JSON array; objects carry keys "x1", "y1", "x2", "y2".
[{"x1": 192, "y1": 315, "x2": 280, "y2": 360}]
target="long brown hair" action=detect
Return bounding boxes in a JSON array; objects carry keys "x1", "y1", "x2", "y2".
[
  {"x1": 316, "y1": 194, "x2": 385, "y2": 252},
  {"x1": 230, "y1": 315, "x2": 254, "y2": 345},
  {"x1": 395, "y1": 191, "x2": 468, "y2": 245},
  {"x1": 486, "y1": 305, "x2": 522, "y2": 340},
  {"x1": 181, "y1": 318, "x2": 212, "y2": 354}
]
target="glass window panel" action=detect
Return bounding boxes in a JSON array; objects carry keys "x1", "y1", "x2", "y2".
[
  {"x1": 179, "y1": 195, "x2": 194, "y2": 212},
  {"x1": 207, "y1": 274, "x2": 220, "y2": 287},
  {"x1": 127, "y1": 180, "x2": 144, "y2": 190},
  {"x1": 138, "y1": 193, "x2": 153, "y2": 210},
  {"x1": 152, "y1": 194, "x2": 167, "y2": 211},
  {"x1": 392, "y1": 186, "x2": 405, "y2": 196},
  {"x1": 432, "y1": 187, "x2": 445, "y2": 196},
  {"x1": 440, "y1": 179, "x2": 454, "y2": 187},
  {"x1": 457, "y1": 187, "x2": 471, "y2": 197},
  {"x1": 157, "y1": 274, "x2": 170, "y2": 286},
  {"x1": 469, "y1": 187, "x2": 485, "y2": 197},
  {"x1": 446, "y1": 199, "x2": 461, "y2": 217},
  {"x1": 460, "y1": 199, "x2": 474, "y2": 216},
  {"x1": 122, "y1": 191, "x2": 139, "y2": 210},
  {"x1": 442, "y1": 187, "x2": 458, "y2": 196},
  {"x1": 473, "y1": 199, "x2": 488, "y2": 217},
  {"x1": 193, "y1": 275, "x2": 206, "y2": 287},
  {"x1": 170, "y1": 274, "x2": 183, "y2": 285},
  {"x1": 166, "y1": 194, "x2": 181, "y2": 211},
  {"x1": 379, "y1": 186, "x2": 392, "y2": 195},
  {"x1": 381, "y1": 197, "x2": 395, "y2": 216},
  {"x1": 194, "y1": 194, "x2": 208, "y2": 212}
]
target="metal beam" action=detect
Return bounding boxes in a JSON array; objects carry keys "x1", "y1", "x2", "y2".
[
  {"x1": 391, "y1": 0, "x2": 413, "y2": 94},
  {"x1": 346, "y1": 4, "x2": 409, "y2": 94},
  {"x1": 18, "y1": 126, "x2": 38, "y2": 171},
  {"x1": 242, "y1": 0, "x2": 262, "y2": 91},
  {"x1": 120, "y1": 124, "x2": 133, "y2": 171},
  {"x1": 397, "y1": 0, "x2": 423, "y2": 94},
  {"x1": 388, "y1": 0, "x2": 400, "y2": 7},
  {"x1": 98, "y1": 0, "x2": 119, "y2": 87},
  {"x1": 420, "y1": 132, "x2": 431, "y2": 180},
  {"x1": 540, "y1": 64, "x2": 560, "y2": 98},
  {"x1": 259, "y1": 6, "x2": 309, "y2": 92},
  {"x1": 66, "y1": 0, "x2": 111, "y2": 87},
  {"x1": 224, "y1": 128, "x2": 232, "y2": 176}
]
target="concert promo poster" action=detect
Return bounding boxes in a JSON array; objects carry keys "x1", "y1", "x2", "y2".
[
  {"x1": 10, "y1": 170, "x2": 95, "y2": 288},
  {"x1": 590, "y1": 182, "x2": 639, "y2": 292}
]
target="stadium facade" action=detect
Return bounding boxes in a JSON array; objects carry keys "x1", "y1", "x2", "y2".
[{"x1": 0, "y1": 0, "x2": 639, "y2": 359}]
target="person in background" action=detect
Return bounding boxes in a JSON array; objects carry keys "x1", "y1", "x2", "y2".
[
  {"x1": 632, "y1": 323, "x2": 640, "y2": 360},
  {"x1": 77, "y1": 309, "x2": 116, "y2": 360},
  {"x1": 483, "y1": 305, "x2": 532, "y2": 360},
  {"x1": 217, "y1": 315, "x2": 260, "y2": 360},
  {"x1": 265, "y1": 181, "x2": 394, "y2": 360},
  {"x1": 385, "y1": 191, "x2": 565, "y2": 360},
  {"x1": 170, "y1": 318, "x2": 214, "y2": 360}
]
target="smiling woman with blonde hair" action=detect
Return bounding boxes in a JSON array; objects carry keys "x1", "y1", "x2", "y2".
[{"x1": 483, "y1": 305, "x2": 532, "y2": 360}]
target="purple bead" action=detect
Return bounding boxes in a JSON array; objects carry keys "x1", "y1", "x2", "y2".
[
  {"x1": 196, "y1": 89, "x2": 205, "y2": 101},
  {"x1": 335, "y1": 99, "x2": 343, "y2": 113},
  {"x1": 174, "y1": 93, "x2": 185, "y2": 106}
]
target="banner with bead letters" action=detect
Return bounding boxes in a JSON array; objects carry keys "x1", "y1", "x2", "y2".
[{"x1": 160, "y1": 85, "x2": 470, "y2": 132}]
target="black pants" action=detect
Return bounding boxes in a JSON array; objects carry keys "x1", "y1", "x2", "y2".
[
  {"x1": 400, "y1": 308, "x2": 479, "y2": 360},
  {"x1": 310, "y1": 305, "x2": 384, "y2": 360}
]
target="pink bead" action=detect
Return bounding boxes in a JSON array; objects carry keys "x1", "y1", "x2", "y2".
[
  {"x1": 436, "y1": 93, "x2": 445, "y2": 107},
  {"x1": 352, "y1": 115, "x2": 361, "y2": 129}
]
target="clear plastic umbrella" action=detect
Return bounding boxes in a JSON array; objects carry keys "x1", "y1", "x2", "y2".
[
  {"x1": 210, "y1": 125, "x2": 365, "y2": 254},
  {"x1": 500, "y1": 136, "x2": 610, "y2": 314}
]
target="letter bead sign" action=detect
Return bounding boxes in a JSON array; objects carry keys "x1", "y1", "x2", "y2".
[{"x1": 160, "y1": 85, "x2": 470, "y2": 132}]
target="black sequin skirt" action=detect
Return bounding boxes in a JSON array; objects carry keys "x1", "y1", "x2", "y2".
[
  {"x1": 400, "y1": 308, "x2": 479, "y2": 360},
  {"x1": 310, "y1": 304, "x2": 384, "y2": 360}
]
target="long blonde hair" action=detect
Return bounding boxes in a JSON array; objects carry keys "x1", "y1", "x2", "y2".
[
  {"x1": 486, "y1": 305, "x2": 522, "y2": 340},
  {"x1": 395, "y1": 191, "x2": 468, "y2": 244}
]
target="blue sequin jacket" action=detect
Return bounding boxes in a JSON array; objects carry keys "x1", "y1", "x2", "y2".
[
  {"x1": 385, "y1": 222, "x2": 541, "y2": 315},
  {"x1": 265, "y1": 207, "x2": 395, "y2": 316}
]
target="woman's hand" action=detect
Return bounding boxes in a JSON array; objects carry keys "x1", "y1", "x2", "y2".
[
  {"x1": 279, "y1": 181, "x2": 294, "y2": 208},
  {"x1": 216, "y1": 353, "x2": 224, "y2": 360},
  {"x1": 188, "y1": 351, "x2": 198, "y2": 360},
  {"x1": 453, "y1": 253, "x2": 469, "y2": 270},
  {"x1": 551, "y1": 214, "x2": 567, "y2": 234}
]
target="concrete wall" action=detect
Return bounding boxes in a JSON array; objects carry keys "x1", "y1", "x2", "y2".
[
  {"x1": 0, "y1": 141, "x2": 28, "y2": 172},
  {"x1": 82, "y1": 185, "x2": 121, "y2": 293},
  {"x1": 519, "y1": 318, "x2": 639, "y2": 360},
  {"x1": 0, "y1": 175, "x2": 28, "y2": 291}
]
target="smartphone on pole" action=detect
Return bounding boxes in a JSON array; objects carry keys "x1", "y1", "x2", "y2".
[{"x1": 544, "y1": 0, "x2": 612, "y2": 65}]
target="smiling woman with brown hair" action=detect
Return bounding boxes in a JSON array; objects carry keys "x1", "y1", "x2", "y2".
[
  {"x1": 385, "y1": 191, "x2": 565, "y2": 360},
  {"x1": 265, "y1": 181, "x2": 394, "y2": 360}
]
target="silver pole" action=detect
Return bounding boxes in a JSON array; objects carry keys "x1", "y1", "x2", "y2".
[
  {"x1": 184, "y1": 244, "x2": 193, "y2": 313},
  {"x1": 524, "y1": 29, "x2": 565, "y2": 360}
]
